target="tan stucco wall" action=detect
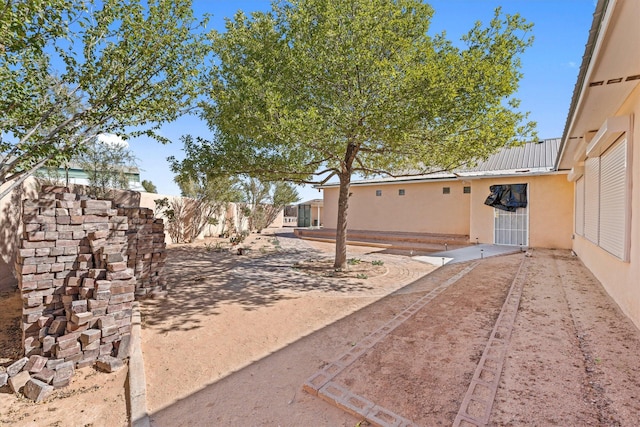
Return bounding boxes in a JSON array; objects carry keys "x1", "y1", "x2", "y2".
[
  {"x1": 311, "y1": 205, "x2": 323, "y2": 227},
  {"x1": 571, "y1": 86, "x2": 640, "y2": 329},
  {"x1": 469, "y1": 174, "x2": 574, "y2": 249},
  {"x1": 0, "y1": 177, "x2": 38, "y2": 291},
  {"x1": 323, "y1": 180, "x2": 471, "y2": 235}
]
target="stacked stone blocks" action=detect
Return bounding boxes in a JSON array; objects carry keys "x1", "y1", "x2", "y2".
[
  {"x1": 120, "y1": 207, "x2": 167, "y2": 297},
  {"x1": 9, "y1": 189, "x2": 166, "y2": 400},
  {"x1": 17, "y1": 193, "x2": 132, "y2": 364}
]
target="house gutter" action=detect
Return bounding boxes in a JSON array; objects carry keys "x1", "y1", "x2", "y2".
[
  {"x1": 555, "y1": 0, "x2": 611, "y2": 170},
  {"x1": 317, "y1": 170, "x2": 568, "y2": 189}
]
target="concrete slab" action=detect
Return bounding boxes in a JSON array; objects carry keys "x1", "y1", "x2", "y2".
[{"x1": 414, "y1": 244, "x2": 523, "y2": 265}]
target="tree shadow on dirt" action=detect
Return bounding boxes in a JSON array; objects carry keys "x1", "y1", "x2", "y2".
[
  {"x1": 140, "y1": 236, "x2": 376, "y2": 334},
  {"x1": 0, "y1": 183, "x2": 28, "y2": 367},
  {"x1": 0, "y1": 290, "x2": 24, "y2": 368}
]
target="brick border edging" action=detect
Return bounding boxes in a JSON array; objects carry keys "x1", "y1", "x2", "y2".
[
  {"x1": 453, "y1": 254, "x2": 529, "y2": 427},
  {"x1": 303, "y1": 262, "x2": 480, "y2": 426},
  {"x1": 128, "y1": 302, "x2": 150, "y2": 427}
]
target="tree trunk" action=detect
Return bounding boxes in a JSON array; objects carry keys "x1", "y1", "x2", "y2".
[{"x1": 334, "y1": 173, "x2": 351, "y2": 269}]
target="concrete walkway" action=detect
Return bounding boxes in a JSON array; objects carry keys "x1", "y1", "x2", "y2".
[{"x1": 413, "y1": 244, "x2": 523, "y2": 265}]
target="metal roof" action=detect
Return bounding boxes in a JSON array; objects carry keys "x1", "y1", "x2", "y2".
[
  {"x1": 465, "y1": 138, "x2": 560, "y2": 173},
  {"x1": 318, "y1": 138, "x2": 561, "y2": 188}
]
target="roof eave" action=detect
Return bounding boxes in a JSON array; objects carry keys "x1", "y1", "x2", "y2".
[{"x1": 556, "y1": 0, "x2": 610, "y2": 170}]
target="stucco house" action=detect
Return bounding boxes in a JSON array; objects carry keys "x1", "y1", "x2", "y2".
[
  {"x1": 320, "y1": 138, "x2": 574, "y2": 250},
  {"x1": 557, "y1": 0, "x2": 640, "y2": 328},
  {"x1": 297, "y1": 199, "x2": 324, "y2": 228}
]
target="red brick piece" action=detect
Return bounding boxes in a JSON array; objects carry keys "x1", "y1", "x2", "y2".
[
  {"x1": 24, "y1": 355, "x2": 48, "y2": 373},
  {"x1": 95, "y1": 355, "x2": 124, "y2": 373},
  {"x1": 24, "y1": 378, "x2": 54, "y2": 402}
]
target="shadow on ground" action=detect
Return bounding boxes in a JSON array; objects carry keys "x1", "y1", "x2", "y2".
[{"x1": 141, "y1": 234, "x2": 376, "y2": 334}]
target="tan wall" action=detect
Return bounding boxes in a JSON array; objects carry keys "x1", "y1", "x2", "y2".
[
  {"x1": 311, "y1": 205, "x2": 323, "y2": 227},
  {"x1": 572, "y1": 86, "x2": 640, "y2": 329},
  {"x1": 469, "y1": 174, "x2": 574, "y2": 249},
  {"x1": 323, "y1": 180, "x2": 471, "y2": 235},
  {"x1": 0, "y1": 177, "x2": 38, "y2": 292}
]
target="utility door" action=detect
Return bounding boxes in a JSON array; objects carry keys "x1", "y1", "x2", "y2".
[
  {"x1": 297, "y1": 204, "x2": 311, "y2": 227},
  {"x1": 494, "y1": 205, "x2": 529, "y2": 246}
]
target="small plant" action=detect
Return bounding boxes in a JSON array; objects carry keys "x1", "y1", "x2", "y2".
[
  {"x1": 230, "y1": 229, "x2": 250, "y2": 244},
  {"x1": 205, "y1": 242, "x2": 225, "y2": 252},
  {"x1": 372, "y1": 260, "x2": 384, "y2": 266},
  {"x1": 357, "y1": 273, "x2": 368, "y2": 279},
  {"x1": 347, "y1": 258, "x2": 361, "y2": 265}
]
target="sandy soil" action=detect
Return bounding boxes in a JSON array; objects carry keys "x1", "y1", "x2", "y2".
[
  {"x1": 0, "y1": 289, "x2": 129, "y2": 427},
  {"x1": 2, "y1": 230, "x2": 640, "y2": 427},
  {"x1": 140, "y1": 231, "x2": 435, "y2": 424},
  {"x1": 330, "y1": 255, "x2": 521, "y2": 425}
]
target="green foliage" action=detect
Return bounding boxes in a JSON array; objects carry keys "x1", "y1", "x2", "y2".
[
  {"x1": 372, "y1": 260, "x2": 384, "y2": 266},
  {"x1": 141, "y1": 180, "x2": 157, "y2": 193},
  {"x1": 36, "y1": 165, "x2": 67, "y2": 187},
  {"x1": 75, "y1": 137, "x2": 138, "y2": 199},
  {"x1": 154, "y1": 197, "x2": 182, "y2": 243},
  {"x1": 204, "y1": 241, "x2": 225, "y2": 253},
  {"x1": 347, "y1": 258, "x2": 361, "y2": 265},
  {"x1": 168, "y1": 135, "x2": 243, "y2": 242},
  {"x1": 0, "y1": 0, "x2": 209, "y2": 200},
  {"x1": 237, "y1": 178, "x2": 300, "y2": 232},
  {"x1": 230, "y1": 229, "x2": 249, "y2": 244},
  {"x1": 183, "y1": 0, "x2": 535, "y2": 267}
]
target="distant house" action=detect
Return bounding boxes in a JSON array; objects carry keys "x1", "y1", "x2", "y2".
[
  {"x1": 38, "y1": 161, "x2": 144, "y2": 192},
  {"x1": 296, "y1": 199, "x2": 323, "y2": 228},
  {"x1": 557, "y1": 0, "x2": 640, "y2": 327},
  {"x1": 320, "y1": 138, "x2": 574, "y2": 249}
]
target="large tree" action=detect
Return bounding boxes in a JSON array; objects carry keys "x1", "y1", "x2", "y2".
[
  {"x1": 191, "y1": 0, "x2": 535, "y2": 268},
  {"x1": 0, "y1": 0, "x2": 208, "y2": 200}
]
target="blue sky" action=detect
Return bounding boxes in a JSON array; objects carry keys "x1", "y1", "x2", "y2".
[{"x1": 130, "y1": 0, "x2": 597, "y2": 201}]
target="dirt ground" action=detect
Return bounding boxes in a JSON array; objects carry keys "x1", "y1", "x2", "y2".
[
  {"x1": 2, "y1": 230, "x2": 640, "y2": 426},
  {"x1": 0, "y1": 288, "x2": 129, "y2": 427}
]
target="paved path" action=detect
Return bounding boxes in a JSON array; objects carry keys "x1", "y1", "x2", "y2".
[{"x1": 414, "y1": 243, "x2": 522, "y2": 265}]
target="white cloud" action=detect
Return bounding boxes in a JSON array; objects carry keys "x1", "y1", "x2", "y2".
[{"x1": 97, "y1": 133, "x2": 128, "y2": 148}]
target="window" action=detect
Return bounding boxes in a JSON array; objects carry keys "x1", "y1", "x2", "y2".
[
  {"x1": 375, "y1": 189, "x2": 382, "y2": 196},
  {"x1": 442, "y1": 187, "x2": 450, "y2": 194},
  {"x1": 579, "y1": 136, "x2": 629, "y2": 261},
  {"x1": 463, "y1": 186, "x2": 471, "y2": 194},
  {"x1": 398, "y1": 189, "x2": 405, "y2": 196}
]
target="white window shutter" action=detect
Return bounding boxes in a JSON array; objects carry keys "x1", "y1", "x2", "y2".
[
  {"x1": 584, "y1": 157, "x2": 600, "y2": 244},
  {"x1": 599, "y1": 138, "x2": 628, "y2": 260},
  {"x1": 575, "y1": 177, "x2": 585, "y2": 236}
]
